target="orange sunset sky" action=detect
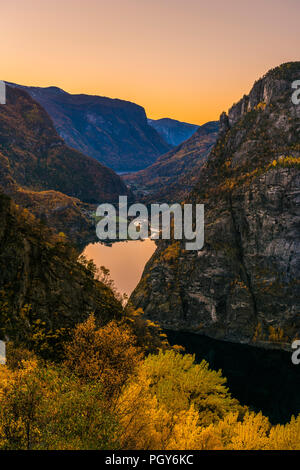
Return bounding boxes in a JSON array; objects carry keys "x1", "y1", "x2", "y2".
[{"x1": 1, "y1": 0, "x2": 299, "y2": 124}]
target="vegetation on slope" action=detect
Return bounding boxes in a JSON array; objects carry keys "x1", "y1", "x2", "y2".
[
  {"x1": 0, "y1": 85, "x2": 132, "y2": 244},
  {"x1": 9, "y1": 83, "x2": 171, "y2": 172},
  {"x1": 124, "y1": 121, "x2": 219, "y2": 202},
  {"x1": 0, "y1": 314, "x2": 299, "y2": 450}
]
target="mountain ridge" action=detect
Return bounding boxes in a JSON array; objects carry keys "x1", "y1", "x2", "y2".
[
  {"x1": 148, "y1": 117, "x2": 199, "y2": 146},
  {"x1": 7, "y1": 82, "x2": 171, "y2": 172},
  {"x1": 130, "y1": 62, "x2": 300, "y2": 350},
  {"x1": 124, "y1": 120, "x2": 219, "y2": 202},
  {"x1": 0, "y1": 85, "x2": 132, "y2": 244}
]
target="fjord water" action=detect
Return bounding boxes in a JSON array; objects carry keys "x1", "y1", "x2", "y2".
[
  {"x1": 167, "y1": 330, "x2": 300, "y2": 424},
  {"x1": 83, "y1": 239, "x2": 156, "y2": 297}
]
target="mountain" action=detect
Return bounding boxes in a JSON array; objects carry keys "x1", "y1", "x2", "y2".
[
  {"x1": 148, "y1": 117, "x2": 199, "y2": 146},
  {"x1": 124, "y1": 121, "x2": 219, "y2": 201},
  {"x1": 0, "y1": 85, "x2": 132, "y2": 243},
  {"x1": 0, "y1": 193, "x2": 123, "y2": 358},
  {"x1": 130, "y1": 62, "x2": 300, "y2": 350},
  {"x1": 8, "y1": 83, "x2": 171, "y2": 172}
]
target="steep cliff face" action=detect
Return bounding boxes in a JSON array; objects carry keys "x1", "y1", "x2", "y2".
[
  {"x1": 0, "y1": 194, "x2": 122, "y2": 347},
  {"x1": 8, "y1": 84, "x2": 171, "y2": 172},
  {"x1": 124, "y1": 121, "x2": 219, "y2": 202},
  {"x1": 131, "y1": 62, "x2": 300, "y2": 349}
]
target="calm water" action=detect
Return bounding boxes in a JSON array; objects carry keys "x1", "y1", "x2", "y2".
[
  {"x1": 167, "y1": 330, "x2": 300, "y2": 424},
  {"x1": 83, "y1": 239, "x2": 156, "y2": 297}
]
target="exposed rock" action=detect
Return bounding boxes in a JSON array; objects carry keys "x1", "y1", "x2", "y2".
[{"x1": 130, "y1": 62, "x2": 300, "y2": 350}]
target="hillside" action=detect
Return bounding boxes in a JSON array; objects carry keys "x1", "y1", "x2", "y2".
[
  {"x1": 130, "y1": 62, "x2": 300, "y2": 349},
  {"x1": 124, "y1": 121, "x2": 219, "y2": 201},
  {"x1": 148, "y1": 117, "x2": 199, "y2": 146},
  {"x1": 0, "y1": 85, "x2": 132, "y2": 243},
  {"x1": 0, "y1": 85, "x2": 130, "y2": 203},
  {"x1": 0, "y1": 193, "x2": 123, "y2": 358},
  {"x1": 8, "y1": 83, "x2": 171, "y2": 172}
]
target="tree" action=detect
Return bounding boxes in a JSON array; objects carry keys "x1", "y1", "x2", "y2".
[
  {"x1": 140, "y1": 350, "x2": 243, "y2": 426},
  {"x1": 64, "y1": 314, "x2": 142, "y2": 399},
  {"x1": 0, "y1": 360, "x2": 117, "y2": 450}
]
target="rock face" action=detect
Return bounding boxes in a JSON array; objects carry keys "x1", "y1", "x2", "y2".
[
  {"x1": 131, "y1": 62, "x2": 300, "y2": 350},
  {"x1": 0, "y1": 194, "x2": 123, "y2": 346},
  {"x1": 8, "y1": 83, "x2": 171, "y2": 172},
  {"x1": 148, "y1": 118, "x2": 199, "y2": 147},
  {"x1": 124, "y1": 121, "x2": 219, "y2": 202}
]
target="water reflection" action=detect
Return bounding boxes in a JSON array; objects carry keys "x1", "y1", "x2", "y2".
[{"x1": 82, "y1": 239, "x2": 156, "y2": 297}]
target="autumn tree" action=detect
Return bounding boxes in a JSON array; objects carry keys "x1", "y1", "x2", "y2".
[
  {"x1": 64, "y1": 314, "x2": 142, "y2": 398},
  {"x1": 0, "y1": 360, "x2": 117, "y2": 450},
  {"x1": 140, "y1": 350, "x2": 244, "y2": 426},
  {"x1": 124, "y1": 304, "x2": 170, "y2": 354}
]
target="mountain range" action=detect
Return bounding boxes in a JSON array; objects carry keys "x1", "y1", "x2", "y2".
[
  {"x1": 7, "y1": 83, "x2": 172, "y2": 172},
  {"x1": 0, "y1": 85, "x2": 132, "y2": 244},
  {"x1": 1, "y1": 62, "x2": 299, "y2": 354}
]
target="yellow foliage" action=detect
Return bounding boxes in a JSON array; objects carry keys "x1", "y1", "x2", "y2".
[
  {"x1": 140, "y1": 350, "x2": 242, "y2": 426},
  {"x1": 64, "y1": 314, "x2": 142, "y2": 398},
  {"x1": 268, "y1": 326, "x2": 287, "y2": 343},
  {"x1": 255, "y1": 102, "x2": 267, "y2": 111},
  {"x1": 161, "y1": 242, "x2": 180, "y2": 262},
  {"x1": 0, "y1": 318, "x2": 299, "y2": 450},
  {"x1": 267, "y1": 415, "x2": 300, "y2": 450}
]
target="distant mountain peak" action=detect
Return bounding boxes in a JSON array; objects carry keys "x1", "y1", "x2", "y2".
[{"x1": 148, "y1": 117, "x2": 200, "y2": 147}]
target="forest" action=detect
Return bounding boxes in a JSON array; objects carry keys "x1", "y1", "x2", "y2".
[{"x1": 0, "y1": 310, "x2": 299, "y2": 450}]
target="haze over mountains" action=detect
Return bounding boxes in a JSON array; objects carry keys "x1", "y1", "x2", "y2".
[{"x1": 8, "y1": 83, "x2": 172, "y2": 172}]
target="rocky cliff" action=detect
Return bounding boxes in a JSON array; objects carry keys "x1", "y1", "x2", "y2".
[
  {"x1": 8, "y1": 83, "x2": 171, "y2": 172},
  {"x1": 130, "y1": 62, "x2": 300, "y2": 350}
]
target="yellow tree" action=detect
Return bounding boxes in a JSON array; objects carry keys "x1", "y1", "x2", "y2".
[{"x1": 64, "y1": 314, "x2": 142, "y2": 399}]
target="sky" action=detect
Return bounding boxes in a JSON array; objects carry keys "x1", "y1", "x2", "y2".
[{"x1": 0, "y1": 0, "x2": 299, "y2": 124}]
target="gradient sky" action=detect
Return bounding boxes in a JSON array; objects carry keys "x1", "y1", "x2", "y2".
[{"x1": 1, "y1": 0, "x2": 299, "y2": 124}]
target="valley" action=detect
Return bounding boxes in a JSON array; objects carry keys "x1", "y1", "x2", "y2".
[{"x1": 0, "y1": 61, "x2": 299, "y2": 451}]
